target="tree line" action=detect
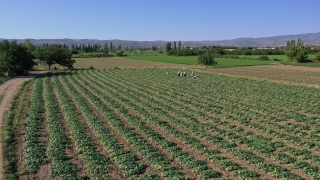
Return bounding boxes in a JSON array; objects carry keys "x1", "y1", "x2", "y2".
[
  {"x1": 0, "y1": 38, "x2": 317, "y2": 74},
  {"x1": 0, "y1": 40, "x2": 75, "y2": 76},
  {"x1": 165, "y1": 41, "x2": 286, "y2": 56}
]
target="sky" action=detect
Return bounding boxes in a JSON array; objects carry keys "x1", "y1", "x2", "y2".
[{"x1": 1, "y1": 0, "x2": 320, "y2": 41}]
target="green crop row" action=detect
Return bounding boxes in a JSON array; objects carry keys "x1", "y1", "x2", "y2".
[
  {"x1": 43, "y1": 76, "x2": 81, "y2": 179},
  {"x1": 76, "y1": 70, "x2": 222, "y2": 179},
  {"x1": 63, "y1": 72, "x2": 199, "y2": 179},
  {"x1": 58, "y1": 73, "x2": 159, "y2": 179},
  {"x1": 51, "y1": 75, "x2": 112, "y2": 179},
  {"x1": 85, "y1": 69, "x2": 304, "y2": 177},
  {"x1": 102, "y1": 69, "x2": 319, "y2": 177},
  {"x1": 79, "y1": 69, "x2": 260, "y2": 179},
  {"x1": 23, "y1": 79, "x2": 47, "y2": 173},
  {"x1": 100, "y1": 68, "x2": 320, "y2": 178}
]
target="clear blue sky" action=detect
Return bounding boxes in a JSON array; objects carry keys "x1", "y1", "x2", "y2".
[{"x1": 1, "y1": 0, "x2": 319, "y2": 41}]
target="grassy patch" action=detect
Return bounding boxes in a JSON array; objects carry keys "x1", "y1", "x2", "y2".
[
  {"x1": 238, "y1": 55, "x2": 288, "y2": 61},
  {"x1": 292, "y1": 62, "x2": 320, "y2": 67},
  {"x1": 0, "y1": 76, "x2": 11, "y2": 84},
  {"x1": 214, "y1": 58, "x2": 275, "y2": 67}
]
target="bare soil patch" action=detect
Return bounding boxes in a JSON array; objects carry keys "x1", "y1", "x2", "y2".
[{"x1": 204, "y1": 64, "x2": 320, "y2": 87}]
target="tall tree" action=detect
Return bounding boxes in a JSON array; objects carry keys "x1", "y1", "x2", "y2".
[
  {"x1": 0, "y1": 40, "x2": 35, "y2": 75},
  {"x1": 36, "y1": 46, "x2": 75, "y2": 70},
  {"x1": 104, "y1": 43, "x2": 109, "y2": 54},
  {"x1": 165, "y1": 42, "x2": 171, "y2": 52},
  {"x1": 110, "y1": 42, "x2": 113, "y2": 52},
  {"x1": 24, "y1": 39, "x2": 35, "y2": 53},
  {"x1": 178, "y1": 41, "x2": 181, "y2": 50},
  {"x1": 286, "y1": 38, "x2": 308, "y2": 62},
  {"x1": 174, "y1": 41, "x2": 177, "y2": 50}
]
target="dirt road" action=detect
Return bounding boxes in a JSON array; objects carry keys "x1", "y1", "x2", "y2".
[{"x1": 0, "y1": 71, "x2": 47, "y2": 179}]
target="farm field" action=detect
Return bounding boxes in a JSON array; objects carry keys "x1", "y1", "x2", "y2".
[
  {"x1": 123, "y1": 55, "x2": 276, "y2": 67},
  {"x1": 208, "y1": 65, "x2": 320, "y2": 87},
  {"x1": 72, "y1": 57, "x2": 200, "y2": 69},
  {"x1": 4, "y1": 67, "x2": 320, "y2": 179},
  {"x1": 238, "y1": 54, "x2": 317, "y2": 61}
]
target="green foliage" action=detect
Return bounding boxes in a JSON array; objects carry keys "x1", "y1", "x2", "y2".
[
  {"x1": 0, "y1": 76, "x2": 10, "y2": 84},
  {"x1": 197, "y1": 52, "x2": 217, "y2": 66},
  {"x1": 259, "y1": 55, "x2": 270, "y2": 61},
  {"x1": 103, "y1": 43, "x2": 109, "y2": 54},
  {"x1": 116, "y1": 50, "x2": 124, "y2": 56},
  {"x1": 285, "y1": 38, "x2": 308, "y2": 62},
  {"x1": 316, "y1": 52, "x2": 320, "y2": 60},
  {"x1": 0, "y1": 40, "x2": 35, "y2": 76},
  {"x1": 72, "y1": 52, "x2": 114, "y2": 58},
  {"x1": 70, "y1": 49, "x2": 79, "y2": 54},
  {"x1": 35, "y1": 46, "x2": 75, "y2": 69}
]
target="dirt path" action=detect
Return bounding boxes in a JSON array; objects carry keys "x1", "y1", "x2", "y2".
[{"x1": 0, "y1": 71, "x2": 48, "y2": 179}]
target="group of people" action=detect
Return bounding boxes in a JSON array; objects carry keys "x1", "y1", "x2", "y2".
[{"x1": 177, "y1": 70, "x2": 197, "y2": 78}]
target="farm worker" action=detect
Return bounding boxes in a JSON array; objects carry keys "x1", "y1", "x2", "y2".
[
  {"x1": 183, "y1": 71, "x2": 186, "y2": 77},
  {"x1": 177, "y1": 70, "x2": 181, "y2": 77},
  {"x1": 191, "y1": 71, "x2": 194, "y2": 77}
]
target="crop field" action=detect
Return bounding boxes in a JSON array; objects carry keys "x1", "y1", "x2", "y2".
[{"x1": 5, "y1": 67, "x2": 320, "y2": 180}]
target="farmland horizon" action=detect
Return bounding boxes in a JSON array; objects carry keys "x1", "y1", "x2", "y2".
[
  {"x1": 1, "y1": 31, "x2": 320, "y2": 42},
  {"x1": 2, "y1": 31, "x2": 320, "y2": 47}
]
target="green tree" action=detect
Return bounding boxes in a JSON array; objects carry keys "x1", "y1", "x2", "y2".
[
  {"x1": 36, "y1": 46, "x2": 75, "y2": 70},
  {"x1": 24, "y1": 39, "x2": 35, "y2": 53},
  {"x1": 178, "y1": 41, "x2": 181, "y2": 50},
  {"x1": 316, "y1": 52, "x2": 320, "y2": 60},
  {"x1": 174, "y1": 41, "x2": 176, "y2": 50},
  {"x1": 103, "y1": 43, "x2": 109, "y2": 54},
  {"x1": 110, "y1": 42, "x2": 113, "y2": 52},
  {"x1": 197, "y1": 52, "x2": 217, "y2": 66},
  {"x1": 0, "y1": 40, "x2": 35, "y2": 75},
  {"x1": 165, "y1": 42, "x2": 171, "y2": 52},
  {"x1": 285, "y1": 38, "x2": 308, "y2": 62}
]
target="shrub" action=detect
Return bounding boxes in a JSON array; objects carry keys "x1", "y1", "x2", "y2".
[
  {"x1": 316, "y1": 52, "x2": 320, "y2": 60},
  {"x1": 116, "y1": 51, "x2": 124, "y2": 56},
  {"x1": 197, "y1": 52, "x2": 217, "y2": 66},
  {"x1": 259, "y1": 55, "x2": 270, "y2": 61}
]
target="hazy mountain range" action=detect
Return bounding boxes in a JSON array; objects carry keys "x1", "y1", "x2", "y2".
[{"x1": 1, "y1": 32, "x2": 320, "y2": 48}]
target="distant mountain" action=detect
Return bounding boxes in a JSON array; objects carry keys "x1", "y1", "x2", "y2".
[{"x1": 1, "y1": 32, "x2": 320, "y2": 47}]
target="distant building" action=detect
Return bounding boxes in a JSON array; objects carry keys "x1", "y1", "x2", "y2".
[{"x1": 254, "y1": 47, "x2": 275, "y2": 50}]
